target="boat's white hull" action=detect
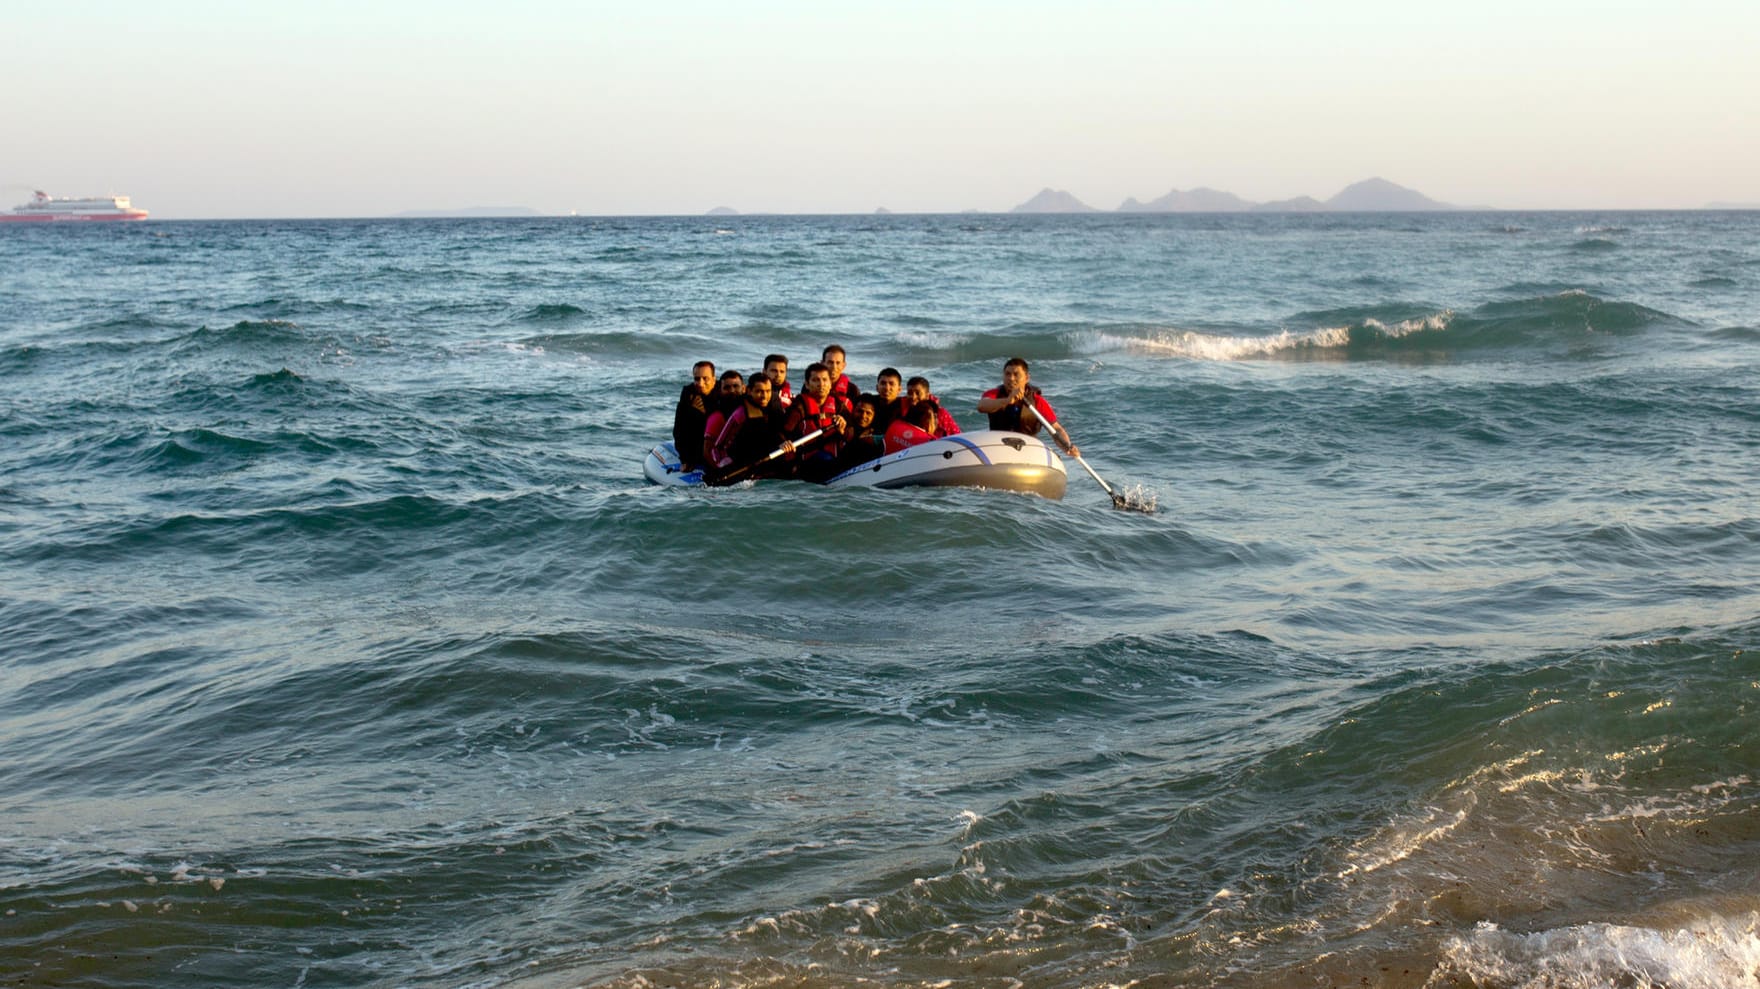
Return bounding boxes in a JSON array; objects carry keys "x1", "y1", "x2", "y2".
[
  {"x1": 823, "y1": 430, "x2": 1066, "y2": 497},
  {"x1": 642, "y1": 430, "x2": 1066, "y2": 499},
  {"x1": 643, "y1": 443, "x2": 707, "y2": 487}
]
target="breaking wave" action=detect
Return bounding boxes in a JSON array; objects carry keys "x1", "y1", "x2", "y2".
[
  {"x1": 1078, "y1": 292, "x2": 1686, "y2": 362},
  {"x1": 1431, "y1": 914, "x2": 1760, "y2": 989}
]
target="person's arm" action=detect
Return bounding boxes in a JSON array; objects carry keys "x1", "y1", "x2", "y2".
[
  {"x1": 974, "y1": 388, "x2": 1013, "y2": 413},
  {"x1": 709, "y1": 410, "x2": 742, "y2": 468},
  {"x1": 672, "y1": 393, "x2": 697, "y2": 450},
  {"x1": 1022, "y1": 397, "x2": 1080, "y2": 457},
  {"x1": 1050, "y1": 422, "x2": 1080, "y2": 458}
]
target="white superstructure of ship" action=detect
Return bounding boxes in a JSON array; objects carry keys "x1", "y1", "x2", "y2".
[{"x1": 3, "y1": 190, "x2": 149, "y2": 222}]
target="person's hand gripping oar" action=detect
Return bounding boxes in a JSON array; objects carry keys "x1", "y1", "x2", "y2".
[
  {"x1": 1023, "y1": 404, "x2": 1154, "y2": 513},
  {"x1": 715, "y1": 429, "x2": 824, "y2": 485}
]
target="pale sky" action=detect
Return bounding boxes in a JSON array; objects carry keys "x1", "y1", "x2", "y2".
[{"x1": 4, "y1": 0, "x2": 1756, "y2": 217}]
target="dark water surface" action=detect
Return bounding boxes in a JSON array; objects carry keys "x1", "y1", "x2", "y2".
[{"x1": 3, "y1": 212, "x2": 1758, "y2": 988}]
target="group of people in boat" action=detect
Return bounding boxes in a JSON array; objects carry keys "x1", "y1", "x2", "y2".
[{"x1": 671, "y1": 346, "x2": 1081, "y2": 484}]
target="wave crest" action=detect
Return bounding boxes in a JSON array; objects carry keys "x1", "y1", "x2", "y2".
[
  {"x1": 1077, "y1": 293, "x2": 1687, "y2": 362},
  {"x1": 1434, "y1": 914, "x2": 1760, "y2": 989}
]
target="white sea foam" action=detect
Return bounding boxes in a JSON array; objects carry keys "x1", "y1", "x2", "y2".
[
  {"x1": 1432, "y1": 914, "x2": 1760, "y2": 989},
  {"x1": 1586, "y1": 774, "x2": 1754, "y2": 822},
  {"x1": 887, "y1": 329, "x2": 973, "y2": 351},
  {"x1": 1080, "y1": 311, "x2": 1454, "y2": 361}
]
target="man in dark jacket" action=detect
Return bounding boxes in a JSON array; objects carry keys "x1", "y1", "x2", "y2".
[{"x1": 672, "y1": 361, "x2": 716, "y2": 469}]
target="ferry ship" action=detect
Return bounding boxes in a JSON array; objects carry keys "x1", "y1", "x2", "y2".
[{"x1": 2, "y1": 190, "x2": 149, "y2": 222}]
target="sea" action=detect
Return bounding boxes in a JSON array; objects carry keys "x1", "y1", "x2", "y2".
[{"x1": 2, "y1": 210, "x2": 1758, "y2": 989}]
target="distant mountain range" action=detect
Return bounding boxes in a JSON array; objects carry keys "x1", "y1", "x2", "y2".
[{"x1": 1014, "y1": 178, "x2": 1469, "y2": 213}]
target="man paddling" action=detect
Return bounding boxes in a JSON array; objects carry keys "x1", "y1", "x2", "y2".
[
  {"x1": 700, "y1": 369, "x2": 747, "y2": 468},
  {"x1": 707, "y1": 374, "x2": 794, "y2": 483},
  {"x1": 975, "y1": 357, "x2": 1080, "y2": 458}
]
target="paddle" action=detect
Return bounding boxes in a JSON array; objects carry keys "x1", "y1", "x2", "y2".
[
  {"x1": 714, "y1": 428, "x2": 824, "y2": 485},
  {"x1": 1070, "y1": 451, "x2": 1156, "y2": 513},
  {"x1": 1021, "y1": 400, "x2": 1155, "y2": 513}
]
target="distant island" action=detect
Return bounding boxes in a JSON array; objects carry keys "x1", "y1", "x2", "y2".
[
  {"x1": 706, "y1": 206, "x2": 740, "y2": 216},
  {"x1": 393, "y1": 206, "x2": 543, "y2": 218},
  {"x1": 1011, "y1": 188, "x2": 1101, "y2": 213},
  {"x1": 1013, "y1": 177, "x2": 1470, "y2": 213}
]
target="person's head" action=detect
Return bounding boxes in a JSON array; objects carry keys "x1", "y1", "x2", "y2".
[
  {"x1": 1002, "y1": 357, "x2": 1031, "y2": 392},
  {"x1": 803, "y1": 361, "x2": 832, "y2": 400},
  {"x1": 906, "y1": 400, "x2": 940, "y2": 433},
  {"x1": 718, "y1": 370, "x2": 745, "y2": 399},
  {"x1": 763, "y1": 354, "x2": 789, "y2": 388},
  {"x1": 692, "y1": 361, "x2": 716, "y2": 394},
  {"x1": 854, "y1": 396, "x2": 878, "y2": 429},
  {"x1": 875, "y1": 368, "x2": 902, "y2": 403},
  {"x1": 821, "y1": 345, "x2": 846, "y2": 380},
  {"x1": 906, "y1": 376, "x2": 931, "y2": 403},
  {"x1": 744, "y1": 373, "x2": 772, "y2": 408}
]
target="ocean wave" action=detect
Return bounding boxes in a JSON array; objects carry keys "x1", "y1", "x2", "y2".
[
  {"x1": 743, "y1": 302, "x2": 829, "y2": 323},
  {"x1": 219, "y1": 297, "x2": 372, "y2": 316},
  {"x1": 1072, "y1": 292, "x2": 1688, "y2": 362},
  {"x1": 1711, "y1": 325, "x2": 1760, "y2": 342},
  {"x1": 1569, "y1": 237, "x2": 1621, "y2": 252},
  {"x1": 69, "y1": 313, "x2": 191, "y2": 336},
  {"x1": 512, "y1": 303, "x2": 590, "y2": 324},
  {"x1": 1432, "y1": 913, "x2": 1760, "y2": 989},
  {"x1": 173, "y1": 319, "x2": 315, "y2": 351},
  {"x1": 517, "y1": 328, "x2": 724, "y2": 358}
]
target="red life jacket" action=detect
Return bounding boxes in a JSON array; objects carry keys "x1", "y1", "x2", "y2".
[
  {"x1": 796, "y1": 393, "x2": 849, "y2": 434},
  {"x1": 794, "y1": 393, "x2": 851, "y2": 455},
  {"x1": 883, "y1": 419, "x2": 935, "y2": 454}
]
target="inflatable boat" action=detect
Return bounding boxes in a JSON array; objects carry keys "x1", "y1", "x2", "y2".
[{"x1": 643, "y1": 429, "x2": 1068, "y2": 499}]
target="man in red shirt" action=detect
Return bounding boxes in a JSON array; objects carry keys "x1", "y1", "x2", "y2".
[{"x1": 975, "y1": 357, "x2": 1080, "y2": 457}]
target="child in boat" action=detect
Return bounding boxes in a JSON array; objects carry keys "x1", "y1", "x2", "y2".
[
  {"x1": 672, "y1": 361, "x2": 716, "y2": 469},
  {"x1": 784, "y1": 362, "x2": 855, "y2": 482},
  {"x1": 700, "y1": 369, "x2": 746, "y2": 468},
  {"x1": 871, "y1": 367, "x2": 905, "y2": 430},
  {"x1": 834, "y1": 394, "x2": 887, "y2": 474},
  {"x1": 822, "y1": 345, "x2": 860, "y2": 403},
  {"x1": 975, "y1": 357, "x2": 1080, "y2": 457},
  {"x1": 883, "y1": 397, "x2": 943, "y2": 454},
  {"x1": 762, "y1": 353, "x2": 794, "y2": 413},
  {"x1": 707, "y1": 374, "x2": 793, "y2": 483},
  {"x1": 906, "y1": 375, "x2": 961, "y2": 436}
]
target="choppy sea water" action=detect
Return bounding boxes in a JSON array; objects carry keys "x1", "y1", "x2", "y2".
[{"x1": 2, "y1": 211, "x2": 1757, "y2": 988}]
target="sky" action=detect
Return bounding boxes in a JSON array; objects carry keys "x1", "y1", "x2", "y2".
[{"x1": 4, "y1": 0, "x2": 1757, "y2": 217}]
